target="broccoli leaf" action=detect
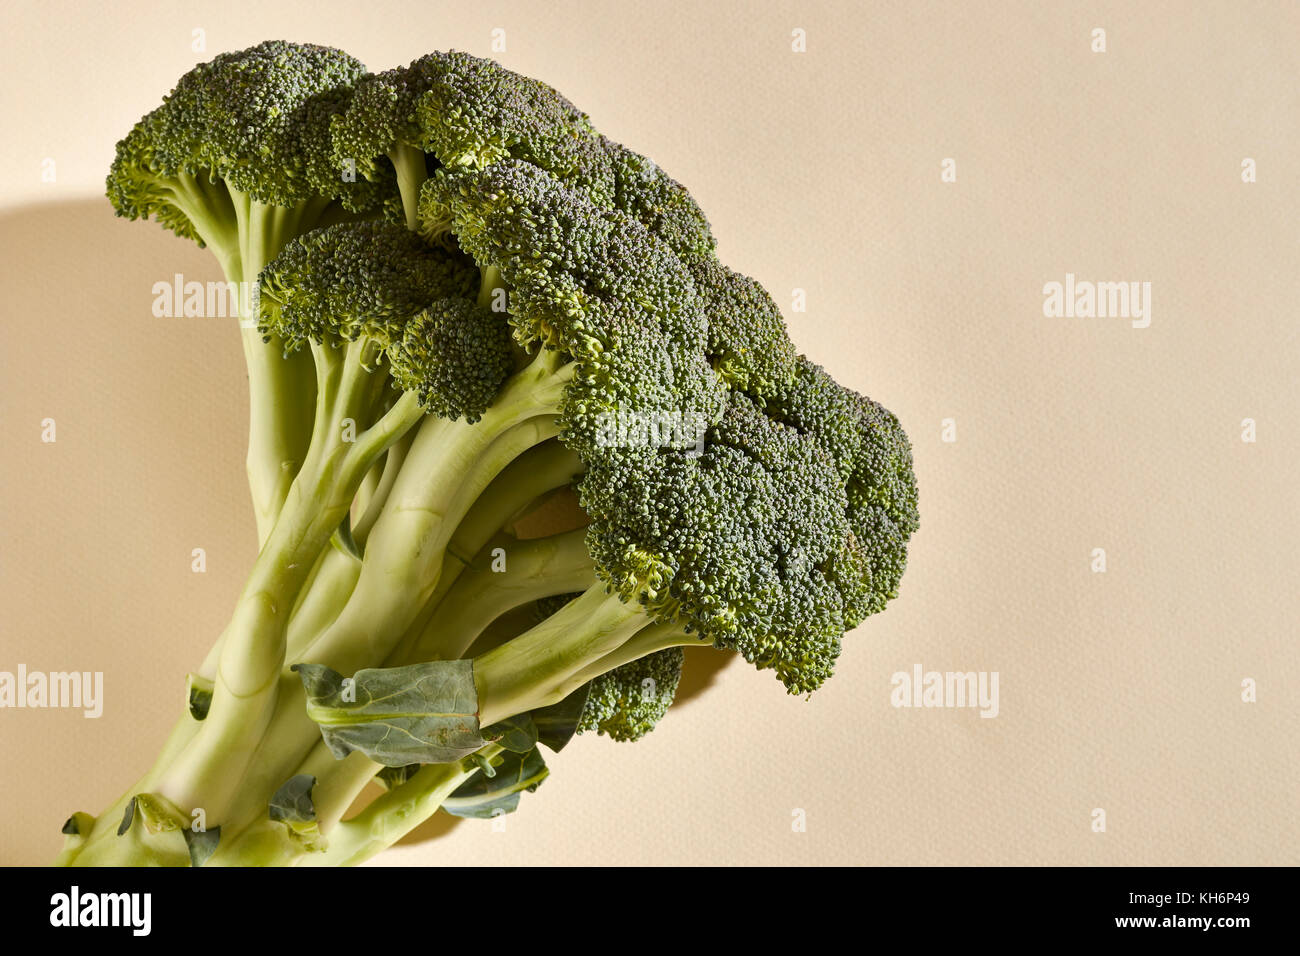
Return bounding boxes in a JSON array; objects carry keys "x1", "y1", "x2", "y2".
[
  {"x1": 269, "y1": 774, "x2": 326, "y2": 853},
  {"x1": 186, "y1": 673, "x2": 213, "y2": 721},
  {"x1": 294, "y1": 660, "x2": 485, "y2": 766},
  {"x1": 482, "y1": 713, "x2": 538, "y2": 754},
  {"x1": 183, "y1": 827, "x2": 221, "y2": 867},
  {"x1": 268, "y1": 774, "x2": 317, "y2": 825},
  {"x1": 531, "y1": 683, "x2": 591, "y2": 753},
  {"x1": 442, "y1": 747, "x2": 549, "y2": 819}
]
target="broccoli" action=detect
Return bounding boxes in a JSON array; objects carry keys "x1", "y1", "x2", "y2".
[{"x1": 59, "y1": 43, "x2": 917, "y2": 868}]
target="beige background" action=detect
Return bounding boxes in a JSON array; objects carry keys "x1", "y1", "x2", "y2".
[{"x1": 1, "y1": 0, "x2": 1296, "y2": 866}]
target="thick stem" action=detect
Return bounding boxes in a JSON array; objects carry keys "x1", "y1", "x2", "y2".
[
  {"x1": 243, "y1": 331, "x2": 316, "y2": 546},
  {"x1": 302, "y1": 746, "x2": 501, "y2": 867},
  {"x1": 389, "y1": 144, "x2": 428, "y2": 231},
  {"x1": 195, "y1": 373, "x2": 568, "y2": 846},
  {"x1": 384, "y1": 432, "x2": 581, "y2": 667},
  {"x1": 241, "y1": 193, "x2": 342, "y2": 546},
  {"x1": 353, "y1": 425, "x2": 416, "y2": 545},
  {"x1": 153, "y1": 365, "x2": 425, "y2": 821},
  {"x1": 285, "y1": 548, "x2": 361, "y2": 660},
  {"x1": 297, "y1": 352, "x2": 571, "y2": 672},
  {"x1": 72, "y1": 353, "x2": 570, "y2": 862},
  {"x1": 477, "y1": 264, "x2": 506, "y2": 310},
  {"x1": 570, "y1": 621, "x2": 710, "y2": 685},
  {"x1": 295, "y1": 415, "x2": 562, "y2": 677},
  {"x1": 445, "y1": 439, "x2": 582, "y2": 566},
  {"x1": 474, "y1": 587, "x2": 650, "y2": 726},
  {"x1": 409, "y1": 527, "x2": 595, "y2": 663},
  {"x1": 354, "y1": 457, "x2": 383, "y2": 518}
]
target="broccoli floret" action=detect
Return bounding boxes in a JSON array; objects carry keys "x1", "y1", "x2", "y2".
[
  {"x1": 603, "y1": 139, "x2": 714, "y2": 262},
  {"x1": 579, "y1": 387, "x2": 861, "y2": 693},
  {"x1": 691, "y1": 257, "x2": 798, "y2": 396},
  {"x1": 845, "y1": 394, "x2": 920, "y2": 621},
  {"x1": 259, "y1": 220, "x2": 480, "y2": 349},
  {"x1": 108, "y1": 41, "x2": 390, "y2": 254},
  {"x1": 333, "y1": 51, "x2": 613, "y2": 230},
  {"x1": 260, "y1": 219, "x2": 513, "y2": 425},
  {"x1": 578, "y1": 647, "x2": 684, "y2": 741},
  {"x1": 388, "y1": 299, "x2": 516, "y2": 423},
  {"x1": 421, "y1": 158, "x2": 727, "y2": 456}
]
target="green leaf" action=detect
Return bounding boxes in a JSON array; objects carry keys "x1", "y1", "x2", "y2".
[
  {"x1": 294, "y1": 660, "x2": 485, "y2": 767},
  {"x1": 61, "y1": 812, "x2": 92, "y2": 836},
  {"x1": 482, "y1": 713, "x2": 538, "y2": 753},
  {"x1": 117, "y1": 797, "x2": 136, "y2": 836},
  {"x1": 118, "y1": 793, "x2": 186, "y2": 836},
  {"x1": 269, "y1": 774, "x2": 317, "y2": 825},
  {"x1": 187, "y1": 673, "x2": 213, "y2": 721},
  {"x1": 269, "y1": 774, "x2": 325, "y2": 852},
  {"x1": 183, "y1": 826, "x2": 220, "y2": 867},
  {"x1": 442, "y1": 747, "x2": 549, "y2": 820},
  {"x1": 531, "y1": 683, "x2": 591, "y2": 753}
]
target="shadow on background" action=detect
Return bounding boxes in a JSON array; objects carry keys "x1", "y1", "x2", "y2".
[
  {"x1": 391, "y1": 644, "x2": 735, "y2": 850},
  {"x1": 0, "y1": 198, "x2": 256, "y2": 865},
  {"x1": 1, "y1": 199, "x2": 737, "y2": 861}
]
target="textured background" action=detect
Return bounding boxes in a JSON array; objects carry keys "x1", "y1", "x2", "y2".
[{"x1": 1, "y1": 0, "x2": 1296, "y2": 865}]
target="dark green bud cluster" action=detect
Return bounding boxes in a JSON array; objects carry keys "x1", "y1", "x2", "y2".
[
  {"x1": 691, "y1": 257, "x2": 799, "y2": 396},
  {"x1": 259, "y1": 220, "x2": 513, "y2": 422},
  {"x1": 577, "y1": 648, "x2": 684, "y2": 742},
  {"x1": 258, "y1": 220, "x2": 479, "y2": 349},
  {"x1": 388, "y1": 298, "x2": 515, "y2": 424},
  {"x1": 107, "y1": 40, "x2": 392, "y2": 241},
  {"x1": 582, "y1": 389, "x2": 864, "y2": 693}
]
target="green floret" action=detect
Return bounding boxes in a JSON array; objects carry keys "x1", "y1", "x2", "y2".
[
  {"x1": 333, "y1": 51, "x2": 614, "y2": 231},
  {"x1": 107, "y1": 120, "x2": 218, "y2": 247},
  {"x1": 577, "y1": 647, "x2": 684, "y2": 741},
  {"x1": 767, "y1": 357, "x2": 862, "y2": 478},
  {"x1": 108, "y1": 40, "x2": 390, "y2": 250},
  {"x1": 691, "y1": 257, "x2": 798, "y2": 396},
  {"x1": 329, "y1": 58, "x2": 445, "y2": 228},
  {"x1": 296, "y1": 84, "x2": 401, "y2": 218},
  {"x1": 413, "y1": 52, "x2": 601, "y2": 175},
  {"x1": 603, "y1": 139, "x2": 714, "y2": 262},
  {"x1": 144, "y1": 40, "x2": 373, "y2": 208},
  {"x1": 843, "y1": 395, "x2": 920, "y2": 622},
  {"x1": 580, "y1": 389, "x2": 859, "y2": 693},
  {"x1": 388, "y1": 299, "x2": 515, "y2": 423},
  {"x1": 258, "y1": 220, "x2": 479, "y2": 350},
  {"x1": 764, "y1": 358, "x2": 918, "y2": 624},
  {"x1": 421, "y1": 158, "x2": 727, "y2": 455}
]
